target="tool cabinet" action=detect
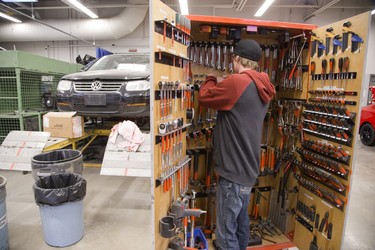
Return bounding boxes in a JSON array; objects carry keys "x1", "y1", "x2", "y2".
[{"x1": 151, "y1": 1, "x2": 371, "y2": 249}]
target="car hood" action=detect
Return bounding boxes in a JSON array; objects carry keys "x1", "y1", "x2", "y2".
[{"x1": 62, "y1": 69, "x2": 150, "y2": 81}]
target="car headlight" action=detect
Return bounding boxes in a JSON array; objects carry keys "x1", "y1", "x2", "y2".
[
  {"x1": 57, "y1": 80, "x2": 72, "y2": 91},
  {"x1": 125, "y1": 80, "x2": 150, "y2": 91}
]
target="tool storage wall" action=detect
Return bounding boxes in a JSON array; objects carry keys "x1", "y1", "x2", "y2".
[
  {"x1": 293, "y1": 12, "x2": 371, "y2": 250},
  {"x1": 151, "y1": 1, "x2": 195, "y2": 249},
  {"x1": 151, "y1": 1, "x2": 371, "y2": 249}
]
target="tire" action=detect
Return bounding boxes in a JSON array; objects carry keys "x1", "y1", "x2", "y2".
[{"x1": 360, "y1": 123, "x2": 375, "y2": 146}]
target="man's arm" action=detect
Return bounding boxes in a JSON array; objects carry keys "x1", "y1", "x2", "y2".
[{"x1": 198, "y1": 75, "x2": 238, "y2": 111}]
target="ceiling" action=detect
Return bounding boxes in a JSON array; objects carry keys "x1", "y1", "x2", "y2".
[
  {"x1": 0, "y1": 0, "x2": 373, "y2": 43},
  {"x1": 0, "y1": 0, "x2": 374, "y2": 23}
]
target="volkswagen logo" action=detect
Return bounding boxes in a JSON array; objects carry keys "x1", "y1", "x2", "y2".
[{"x1": 91, "y1": 81, "x2": 102, "y2": 91}]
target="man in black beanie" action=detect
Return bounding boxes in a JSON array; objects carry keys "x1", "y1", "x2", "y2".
[{"x1": 199, "y1": 39, "x2": 276, "y2": 250}]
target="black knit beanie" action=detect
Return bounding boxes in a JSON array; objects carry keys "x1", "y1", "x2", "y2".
[{"x1": 233, "y1": 39, "x2": 262, "y2": 61}]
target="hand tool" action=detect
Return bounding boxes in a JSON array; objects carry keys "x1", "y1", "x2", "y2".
[
  {"x1": 222, "y1": 43, "x2": 228, "y2": 72},
  {"x1": 210, "y1": 43, "x2": 215, "y2": 68},
  {"x1": 310, "y1": 236, "x2": 318, "y2": 250},
  {"x1": 216, "y1": 42, "x2": 222, "y2": 70},
  {"x1": 193, "y1": 42, "x2": 198, "y2": 63},
  {"x1": 288, "y1": 37, "x2": 307, "y2": 82},
  {"x1": 199, "y1": 42, "x2": 204, "y2": 65},
  {"x1": 318, "y1": 211, "x2": 328, "y2": 232},
  {"x1": 310, "y1": 61, "x2": 315, "y2": 89},
  {"x1": 329, "y1": 58, "x2": 335, "y2": 86},
  {"x1": 264, "y1": 46, "x2": 270, "y2": 75},
  {"x1": 310, "y1": 32, "x2": 318, "y2": 58},
  {"x1": 325, "y1": 27, "x2": 334, "y2": 55},
  {"x1": 351, "y1": 33, "x2": 364, "y2": 53},
  {"x1": 228, "y1": 44, "x2": 234, "y2": 73},
  {"x1": 333, "y1": 34, "x2": 342, "y2": 55},
  {"x1": 315, "y1": 214, "x2": 320, "y2": 229},
  {"x1": 159, "y1": 216, "x2": 176, "y2": 238},
  {"x1": 318, "y1": 41, "x2": 325, "y2": 57},
  {"x1": 327, "y1": 223, "x2": 333, "y2": 240},
  {"x1": 189, "y1": 42, "x2": 195, "y2": 61},
  {"x1": 204, "y1": 42, "x2": 209, "y2": 67},
  {"x1": 321, "y1": 59, "x2": 327, "y2": 87},
  {"x1": 271, "y1": 47, "x2": 278, "y2": 81},
  {"x1": 296, "y1": 214, "x2": 313, "y2": 232},
  {"x1": 342, "y1": 21, "x2": 352, "y2": 52},
  {"x1": 338, "y1": 57, "x2": 344, "y2": 88},
  {"x1": 163, "y1": 17, "x2": 167, "y2": 43},
  {"x1": 190, "y1": 190, "x2": 196, "y2": 247}
]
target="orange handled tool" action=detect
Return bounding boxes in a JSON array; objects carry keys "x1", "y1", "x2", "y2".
[
  {"x1": 310, "y1": 61, "x2": 316, "y2": 89},
  {"x1": 343, "y1": 57, "x2": 350, "y2": 89},
  {"x1": 329, "y1": 58, "x2": 335, "y2": 86},
  {"x1": 321, "y1": 59, "x2": 327, "y2": 87}
]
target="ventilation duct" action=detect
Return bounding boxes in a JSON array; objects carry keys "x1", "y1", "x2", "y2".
[{"x1": 0, "y1": 7, "x2": 148, "y2": 42}]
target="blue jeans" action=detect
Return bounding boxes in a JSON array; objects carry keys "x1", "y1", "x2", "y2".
[{"x1": 216, "y1": 176, "x2": 252, "y2": 250}]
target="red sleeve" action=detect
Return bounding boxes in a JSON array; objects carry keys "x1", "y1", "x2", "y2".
[{"x1": 198, "y1": 75, "x2": 244, "y2": 111}]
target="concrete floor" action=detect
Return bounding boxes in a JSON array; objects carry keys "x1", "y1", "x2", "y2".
[
  {"x1": 343, "y1": 140, "x2": 375, "y2": 250},
  {"x1": 1, "y1": 168, "x2": 152, "y2": 250},
  {"x1": 1, "y1": 139, "x2": 374, "y2": 250}
]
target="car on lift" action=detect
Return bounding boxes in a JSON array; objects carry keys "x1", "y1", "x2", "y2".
[
  {"x1": 56, "y1": 53, "x2": 150, "y2": 123},
  {"x1": 359, "y1": 103, "x2": 375, "y2": 146}
]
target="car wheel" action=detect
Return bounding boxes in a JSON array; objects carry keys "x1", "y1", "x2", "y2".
[{"x1": 360, "y1": 123, "x2": 375, "y2": 146}]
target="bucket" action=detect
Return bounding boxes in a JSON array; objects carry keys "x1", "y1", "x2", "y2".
[
  {"x1": 39, "y1": 200, "x2": 84, "y2": 247},
  {"x1": 31, "y1": 149, "x2": 83, "y2": 181},
  {"x1": 33, "y1": 173, "x2": 86, "y2": 247},
  {"x1": 0, "y1": 175, "x2": 9, "y2": 250}
]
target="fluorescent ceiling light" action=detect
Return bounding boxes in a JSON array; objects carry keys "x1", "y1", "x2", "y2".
[
  {"x1": 0, "y1": 12, "x2": 22, "y2": 23},
  {"x1": 179, "y1": 0, "x2": 189, "y2": 15},
  {"x1": 66, "y1": 0, "x2": 98, "y2": 19},
  {"x1": 372, "y1": 9, "x2": 375, "y2": 15},
  {"x1": 254, "y1": 0, "x2": 275, "y2": 17},
  {"x1": 2, "y1": 0, "x2": 38, "y2": 2}
]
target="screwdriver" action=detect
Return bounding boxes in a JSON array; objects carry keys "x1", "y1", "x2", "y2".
[
  {"x1": 321, "y1": 59, "x2": 327, "y2": 87},
  {"x1": 343, "y1": 57, "x2": 350, "y2": 89},
  {"x1": 338, "y1": 57, "x2": 343, "y2": 89},
  {"x1": 329, "y1": 58, "x2": 335, "y2": 87},
  {"x1": 310, "y1": 61, "x2": 316, "y2": 90}
]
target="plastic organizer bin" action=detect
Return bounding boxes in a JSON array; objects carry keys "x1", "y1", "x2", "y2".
[{"x1": 187, "y1": 228, "x2": 208, "y2": 250}]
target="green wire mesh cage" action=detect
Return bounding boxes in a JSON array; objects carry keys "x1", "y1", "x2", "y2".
[{"x1": 0, "y1": 51, "x2": 82, "y2": 143}]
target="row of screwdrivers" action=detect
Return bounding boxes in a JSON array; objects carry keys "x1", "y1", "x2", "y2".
[
  {"x1": 303, "y1": 103, "x2": 352, "y2": 118},
  {"x1": 303, "y1": 112, "x2": 353, "y2": 130},
  {"x1": 310, "y1": 57, "x2": 351, "y2": 89},
  {"x1": 294, "y1": 173, "x2": 344, "y2": 209},
  {"x1": 301, "y1": 139, "x2": 350, "y2": 164},
  {"x1": 296, "y1": 147, "x2": 348, "y2": 177},
  {"x1": 292, "y1": 158, "x2": 346, "y2": 193}
]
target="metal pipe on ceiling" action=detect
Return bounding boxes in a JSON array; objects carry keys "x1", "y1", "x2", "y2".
[{"x1": 304, "y1": 0, "x2": 341, "y2": 21}]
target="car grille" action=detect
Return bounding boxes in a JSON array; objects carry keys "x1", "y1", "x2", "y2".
[{"x1": 74, "y1": 81, "x2": 124, "y2": 92}]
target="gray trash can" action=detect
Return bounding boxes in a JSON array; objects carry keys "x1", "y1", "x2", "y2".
[
  {"x1": 31, "y1": 149, "x2": 83, "y2": 181},
  {"x1": 0, "y1": 175, "x2": 9, "y2": 250},
  {"x1": 33, "y1": 173, "x2": 87, "y2": 247}
]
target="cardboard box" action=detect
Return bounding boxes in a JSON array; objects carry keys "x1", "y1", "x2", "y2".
[{"x1": 43, "y1": 112, "x2": 83, "y2": 138}]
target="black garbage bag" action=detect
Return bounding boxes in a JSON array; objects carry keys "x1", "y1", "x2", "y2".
[{"x1": 33, "y1": 173, "x2": 87, "y2": 206}]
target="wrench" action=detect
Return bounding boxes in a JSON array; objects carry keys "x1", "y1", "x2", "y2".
[
  {"x1": 228, "y1": 44, "x2": 234, "y2": 73},
  {"x1": 210, "y1": 43, "x2": 215, "y2": 68},
  {"x1": 216, "y1": 42, "x2": 222, "y2": 70},
  {"x1": 222, "y1": 43, "x2": 228, "y2": 72}
]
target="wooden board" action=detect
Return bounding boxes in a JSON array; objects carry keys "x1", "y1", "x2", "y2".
[{"x1": 293, "y1": 11, "x2": 371, "y2": 250}]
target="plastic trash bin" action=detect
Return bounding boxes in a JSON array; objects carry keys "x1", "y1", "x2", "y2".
[
  {"x1": 33, "y1": 173, "x2": 87, "y2": 247},
  {"x1": 0, "y1": 175, "x2": 9, "y2": 250},
  {"x1": 31, "y1": 149, "x2": 83, "y2": 181}
]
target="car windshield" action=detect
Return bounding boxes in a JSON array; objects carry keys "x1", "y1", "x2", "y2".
[{"x1": 88, "y1": 54, "x2": 150, "y2": 71}]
